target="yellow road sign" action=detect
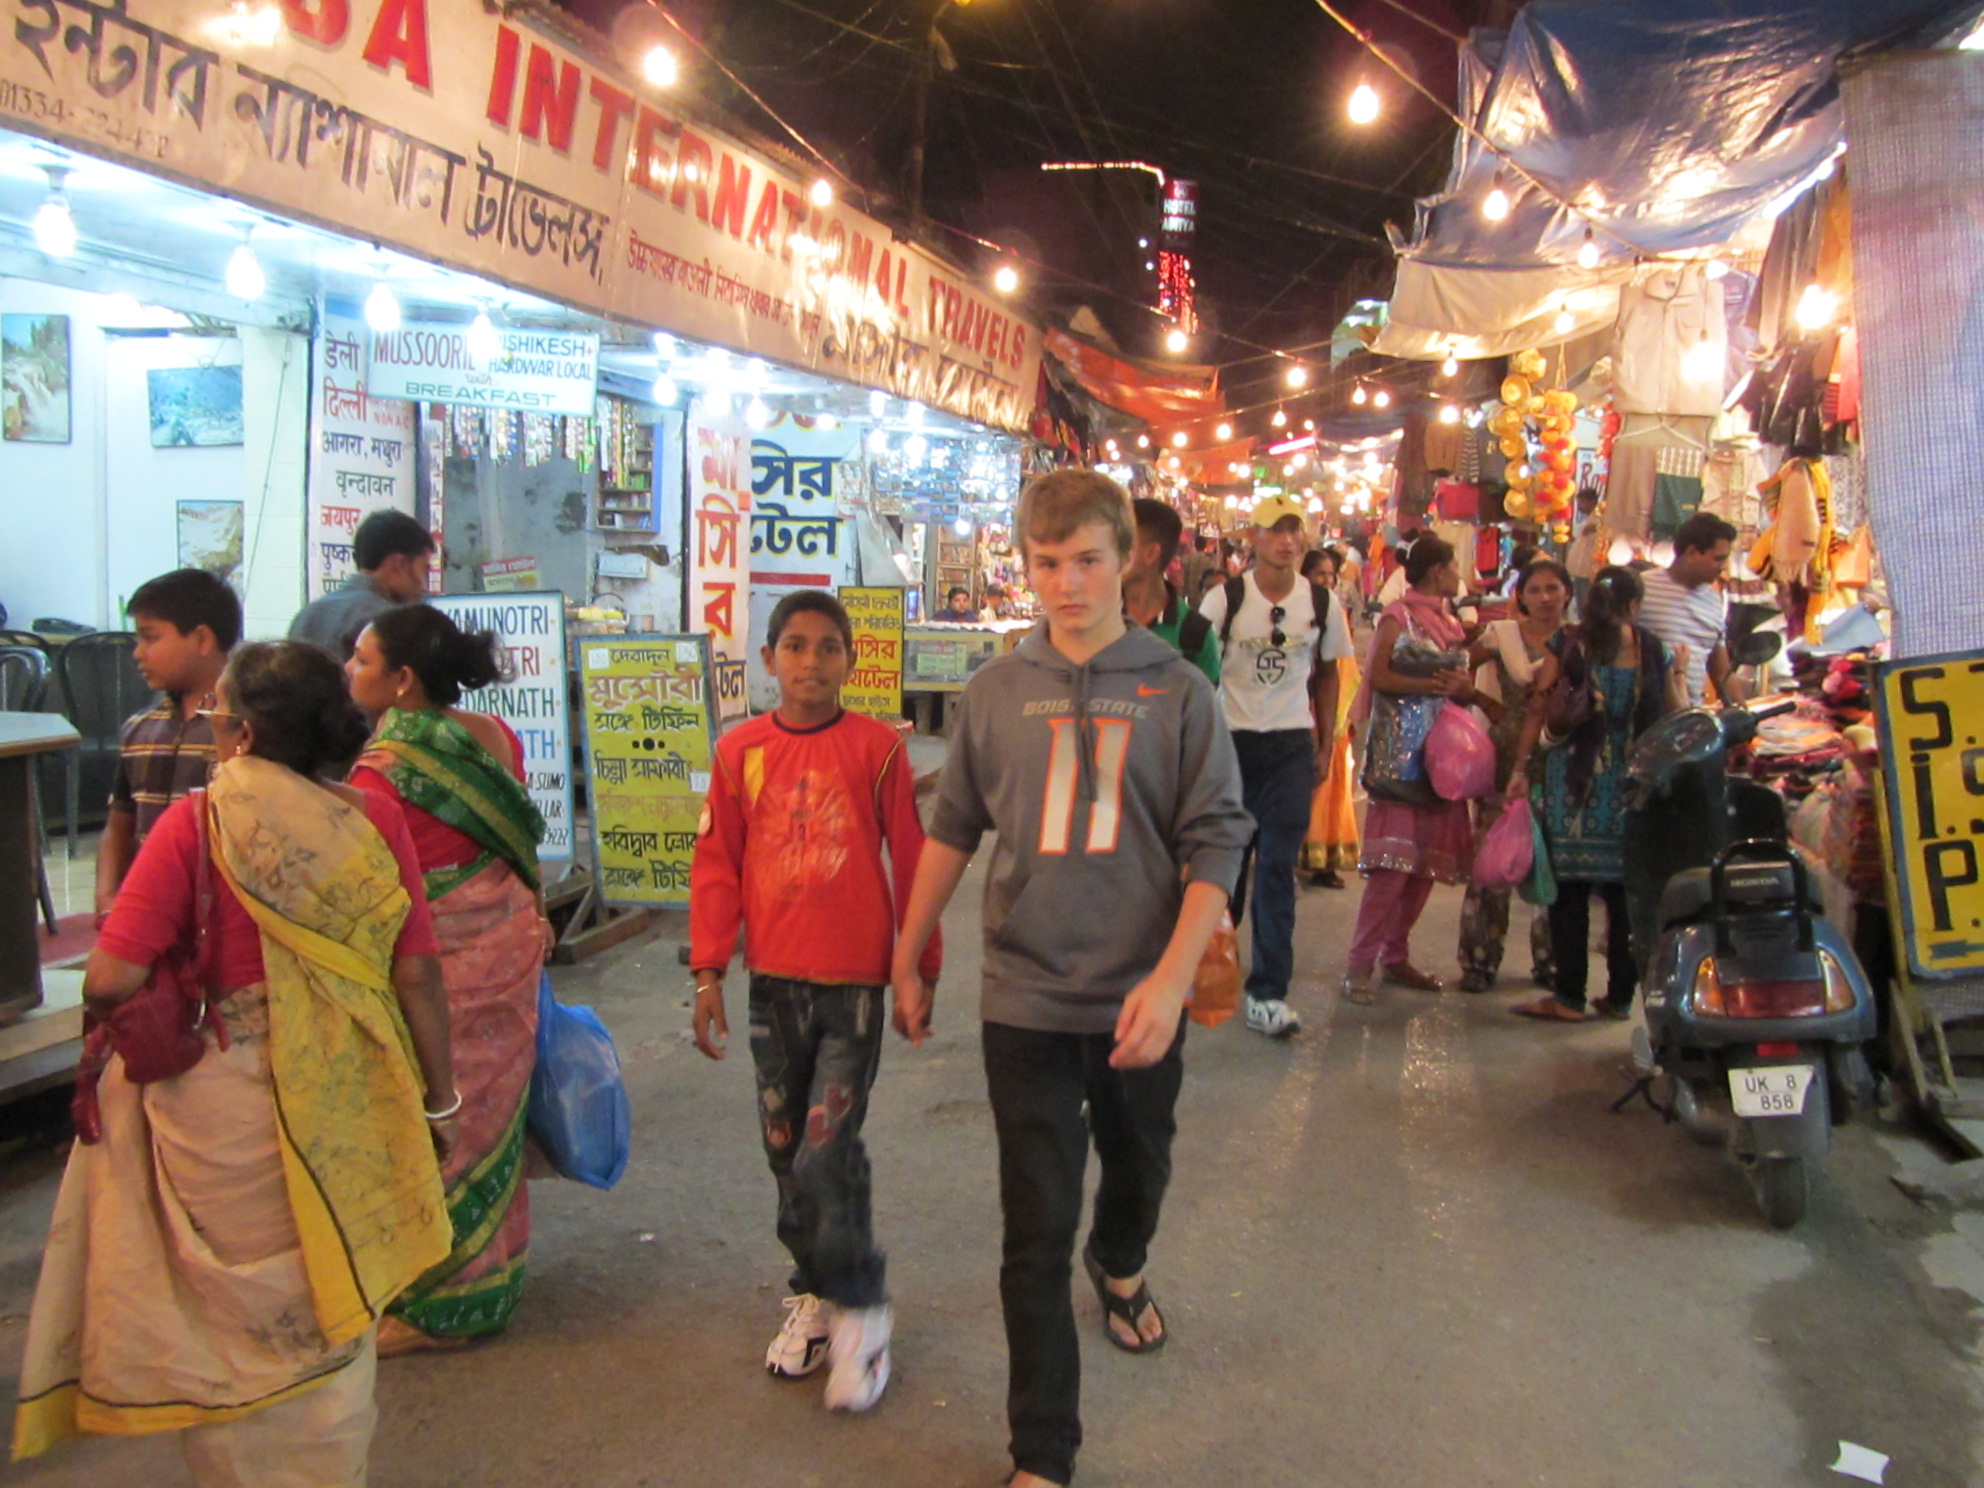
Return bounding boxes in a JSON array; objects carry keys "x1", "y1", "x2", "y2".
[{"x1": 1878, "y1": 650, "x2": 1984, "y2": 977}]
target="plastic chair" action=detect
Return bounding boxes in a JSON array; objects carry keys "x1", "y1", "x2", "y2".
[
  {"x1": 53, "y1": 632, "x2": 152, "y2": 840},
  {"x1": 1, "y1": 645, "x2": 60, "y2": 932}
]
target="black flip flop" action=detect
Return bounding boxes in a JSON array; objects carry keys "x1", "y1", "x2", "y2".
[{"x1": 1082, "y1": 1241, "x2": 1166, "y2": 1354}]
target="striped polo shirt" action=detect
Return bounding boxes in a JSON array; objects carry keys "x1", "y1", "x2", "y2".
[
  {"x1": 110, "y1": 697, "x2": 215, "y2": 841},
  {"x1": 1637, "y1": 568, "x2": 1726, "y2": 706}
]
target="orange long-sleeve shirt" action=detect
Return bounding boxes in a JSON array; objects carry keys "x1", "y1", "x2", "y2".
[{"x1": 690, "y1": 709, "x2": 941, "y2": 987}]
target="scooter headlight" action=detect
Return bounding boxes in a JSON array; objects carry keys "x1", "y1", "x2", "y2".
[
  {"x1": 1820, "y1": 950, "x2": 1857, "y2": 1013},
  {"x1": 1689, "y1": 957, "x2": 1725, "y2": 1016}
]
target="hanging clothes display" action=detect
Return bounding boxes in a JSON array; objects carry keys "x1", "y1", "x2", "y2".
[
  {"x1": 1604, "y1": 413, "x2": 1713, "y2": 541},
  {"x1": 1650, "y1": 444, "x2": 1707, "y2": 540},
  {"x1": 1424, "y1": 416, "x2": 1465, "y2": 475},
  {"x1": 1612, "y1": 264, "x2": 1728, "y2": 418}
]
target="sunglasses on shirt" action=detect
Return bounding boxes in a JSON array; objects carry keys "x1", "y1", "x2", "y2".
[{"x1": 1269, "y1": 605, "x2": 1286, "y2": 649}]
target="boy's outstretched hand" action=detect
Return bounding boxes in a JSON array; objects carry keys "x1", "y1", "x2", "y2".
[
  {"x1": 891, "y1": 963, "x2": 933, "y2": 1046},
  {"x1": 1111, "y1": 974, "x2": 1187, "y2": 1069},
  {"x1": 692, "y1": 984, "x2": 728, "y2": 1060}
]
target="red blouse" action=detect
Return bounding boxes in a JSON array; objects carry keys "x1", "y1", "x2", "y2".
[
  {"x1": 97, "y1": 789, "x2": 440, "y2": 989},
  {"x1": 348, "y1": 716, "x2": 525, "y2": 873}
]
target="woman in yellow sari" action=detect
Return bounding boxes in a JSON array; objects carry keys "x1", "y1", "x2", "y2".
[
  {"x1": 347, "y1": 604, "x2": 548, "y2": 1356},
  {"x1": 13, "y1": 642, "x2": 455, "y2": 1484},
  {"x1": 1301, "y1": 548, "x2": 1361, "y2": 887}
]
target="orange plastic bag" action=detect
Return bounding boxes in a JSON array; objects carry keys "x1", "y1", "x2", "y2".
[{"x1": 1188, "y1": 910, "x2": 1242, "y2": 1029}]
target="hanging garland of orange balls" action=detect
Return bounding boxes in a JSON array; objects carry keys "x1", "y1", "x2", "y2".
[{"x1": 1490, "y1": 348, "x2": 1579, "y2": 544}]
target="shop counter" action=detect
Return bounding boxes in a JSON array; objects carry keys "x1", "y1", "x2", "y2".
[
  {"x1": 0, "y1": 713, "x2": 79, "y2": 1024},
  {"x1": 904, "y1": 621, "x2": 1031, "y2": 732}
]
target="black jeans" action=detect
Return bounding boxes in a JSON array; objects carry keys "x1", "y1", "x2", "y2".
[
  {"x1": 748, "y1": 975, "x2": 887, "y2": 1308},
  {"x1": 982, "y1": 1018, "x2": 1187, "y2": 1487},
  {"x1": 1547, "y1": 880, "x2": 1635, "y2": 1012}
]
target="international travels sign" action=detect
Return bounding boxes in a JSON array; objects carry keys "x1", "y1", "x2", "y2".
[{"x1": 0, "y1": 0, "x2": 1042, "y2": 434}]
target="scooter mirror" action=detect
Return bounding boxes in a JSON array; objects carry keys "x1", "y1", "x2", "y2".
[{"x1": 1732, "y1": 631, "x2": 1783, "y2": 667}]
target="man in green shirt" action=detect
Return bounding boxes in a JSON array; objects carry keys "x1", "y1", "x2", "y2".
[{"x1": 1127, "y1": 498, "x2": 1219, "y2": 684}]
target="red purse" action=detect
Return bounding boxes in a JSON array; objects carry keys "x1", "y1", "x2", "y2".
[{"x1": 73, "y1": 794, "x2": 228, "y2": 1144}]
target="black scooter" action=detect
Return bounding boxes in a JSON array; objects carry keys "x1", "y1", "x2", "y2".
[{"x1": 1618, "y1": 665, "x2": 1878, "y2": 1229}]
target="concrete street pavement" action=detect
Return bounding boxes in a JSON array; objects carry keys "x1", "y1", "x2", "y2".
[{"x1": 4, "y1": 855, "x2": 1982, "y2": 1487}]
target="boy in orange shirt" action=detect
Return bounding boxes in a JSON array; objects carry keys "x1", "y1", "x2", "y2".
[{"x1": 690, "y1": 590, "x2": 940, "y2": 1414}]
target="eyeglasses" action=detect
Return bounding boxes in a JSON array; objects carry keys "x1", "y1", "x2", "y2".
[
  {"x1": 1269, "y1": 605, "x2": 1287, "y2": 649},
  {"x1": 195, "y1": 706, "x2": 243, "y2": 731}
]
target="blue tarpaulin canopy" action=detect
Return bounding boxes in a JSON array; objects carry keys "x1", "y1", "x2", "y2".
[{"x1": 1373, "y1": 0, "x2": 1984, "y2": 358}]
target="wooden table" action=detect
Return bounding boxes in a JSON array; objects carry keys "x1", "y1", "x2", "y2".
[{"x1": 1, "y1": 712, "x2": 80, "y2": 1024}]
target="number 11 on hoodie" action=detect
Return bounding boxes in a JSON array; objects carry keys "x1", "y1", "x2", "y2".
[{"x1": 1039, "y1": 717, "x2": 1132, "y2": 855}]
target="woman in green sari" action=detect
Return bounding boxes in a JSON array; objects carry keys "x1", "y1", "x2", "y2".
[{"x1": 347, "y1": 604, "x2": 548, "y2": 1356}]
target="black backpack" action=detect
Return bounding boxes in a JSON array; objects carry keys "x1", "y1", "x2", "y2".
[{"x1": 1213, "y1": 574, "x2": 1334, "y2": 663}]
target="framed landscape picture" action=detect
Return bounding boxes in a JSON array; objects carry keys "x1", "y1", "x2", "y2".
[
  {"x1": 2, "y1": 313, "x2": 71, "y2": 443},
  {"x1": 149, "y1": 364, "x2": 244, "y2": 447},
  {"x1": 176, "y1": 500, "x2": 244, "y2": 583}
]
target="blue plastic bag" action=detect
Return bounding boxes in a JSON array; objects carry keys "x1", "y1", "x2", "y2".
[{"x1": 527, "y1": 972, "x2": 630, "y2": 1190}]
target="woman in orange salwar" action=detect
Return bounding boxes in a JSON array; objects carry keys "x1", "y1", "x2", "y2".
[
  {"x1": 12, "y1": 642, "x2": 454, "y2": 1484},
  {"x1": 348, "y1": 604, "x2": 548, "y2": 1356},
  {"x1": 1300, "y1": 548, "x2": 1361, "y2": 888}
]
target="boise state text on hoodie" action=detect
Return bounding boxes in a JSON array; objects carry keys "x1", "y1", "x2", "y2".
[{"x1": 928, "y1": 624, "x2": 1255, "y2": 1035}]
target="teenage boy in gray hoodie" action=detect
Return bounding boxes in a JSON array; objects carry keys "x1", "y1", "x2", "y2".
[{"x1": 892, "y1": 470, "x2": 1251, "y2": 1488}]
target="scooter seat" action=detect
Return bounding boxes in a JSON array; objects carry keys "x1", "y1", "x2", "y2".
[{"x1": 1660, "y1": 862, "x2": 1821, "y2": 929}]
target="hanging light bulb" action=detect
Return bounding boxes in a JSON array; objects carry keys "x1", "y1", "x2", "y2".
[
  {"x1": 992, "y1": 263, "x2": 1020, "y2": 294},
  {"x1": 952, "y1": 515, "x2": 971, "y2": 537},
  {"x1": 1271, "y1": 407, "x2": 1287, "y2": 428},
  {"x1": 1553, "y1": 303, "x2": 1576, "y2": 336},
  {"x1": 1285, "y1": 362, "x2": 1309, "y2": 389},
  {"x1": 466, "y1": 307, "x2": 502, "y2": 362},
  {"x1": 1441, "y1": 353, "x2": 1459, "y2": 378},
  {"x1": 1136, "y1": 433, "x2": 1150, "y2": 449},
  {"x1": 1372, "y1": 388, "x2": 1391, "y2": 409},
  {"x1": 1171, "y1": 431, "x2": 1188, "y2": 448},
  {"x1": 33, "y1": 166, "x2": 76, "y2": 259},
  {"x1": 225, "y1": 229, "x2": 265, "y2": 301},
  {"x1": 364, "y1": 279, "x2": 401, "y2": 333},
  {"x1": 868, "y1": 389, "x2": 888, "y2": 419},
  {"x1": 1347, "y1": 82, "x2": 1380, "y2": 126},
  {"x1": 867, "y1": 428, "x2": 889, "y2": 454},
  {"x1": 1483, "y1": 172, "x2": 1511, "y2": 222},
  {"x1": 1439, "y1": 403, "x2": 1460, "y2": 424},
  {"x1": 1351, "y1": 383, "x2": 1368, "y2": 406},
  {"x1": 1303, "y1": 418, "x2": 1315, "y2": 431},
  {"x1": 652, "y1": 330, "x2": 676, "y2": 359},
  {"x1": 816, "y1": 410, "x2": 839, "y2": 431},
  {"x1": 1164, "y1": 326, "x2": 1189, "y2": 354},
  {"x1": 809, "y1": 179, "x2": 834, "y2": 208},
  {"x1": 907, "y1": 401, "x2": 927, "y2": 428},
  {"x1": 1215, "y1": 421, "x2": 1233, "y2": 441},
  {"x1": 745, "y1": 396, "x2": 773, "y2": 429},
  {"x1": 642, "y1": 45, "x2": 678, "y2": 87},
  {"x1": 1576, "y1": 227, "x2": 1600, "y2": 270},
  {"x1": 650, "y1": 372, "x2": 679, "y2": 406}
]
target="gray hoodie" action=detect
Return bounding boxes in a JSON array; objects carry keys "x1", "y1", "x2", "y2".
[{"x1": 929, "y1": 623, "x2": 1253, "y2": 1034}]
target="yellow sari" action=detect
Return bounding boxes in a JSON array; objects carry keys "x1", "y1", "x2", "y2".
[{"x1": 14, "y1": 756, "x2": 449, "y2": 1468}]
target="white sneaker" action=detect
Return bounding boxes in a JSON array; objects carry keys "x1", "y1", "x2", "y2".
[
  {"x1": 765, "y1": 1294, "x2": 833, "y2": 1379},
  {"x1": 823, "y1": 1302, "x2": 893, "y2": 1412},
  {"x1": 1245, "y1": 996, "x2": 1301, "y2": 1039}
]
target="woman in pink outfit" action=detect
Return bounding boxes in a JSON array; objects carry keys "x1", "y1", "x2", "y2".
[{"x1": 1342, "y1": 535, "x2": 1479, "y2": 1004}]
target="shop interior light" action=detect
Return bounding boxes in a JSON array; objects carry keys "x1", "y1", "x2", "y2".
[
  {"x1": 1167, "y1": 455, "x2": 1182, "y2": 470},
  {"x1": 466, "y1": 307, "x2": 501, "y2": 362},
  {"x1": 746, "y1": 357, "x2": 768, "y2": 387},
  {"x1": 705, "y1": 346, "x2": 731, "y2": 372},
  {"x1": 1351, "y1": 383, "x2": 1368, "y2": 405},
  {"x1": 809, "y1": 179, "x2": 834, "y2": 208},
  {"x1": 649, "y1": 373, "x2": 679, "y2": 406},
  {"x1": 815, "y1": 410, "x2": 839, "y2": 431},
  {"x1": 1303, "y1": 419, "x2": 1315, "y2": 431},
  {"x1": 992, "y1": 263, "x2": 1020, "y2": 294},
  {"x1": 868, "y1": 389, "x2": 888, "y2": 418},
  {"x1": 33, "y1": 166, "x2": 76, "y2": 259},
  {"x1": 1793, "y1": 281, "x2": 1833, "y2": 331},
  {"x1": 1483, "y1": 172, "x2": 1511, "y2": 223},
  {"x1": 1372, "y1": 388, "x2": 1391, "y2": 409},
  {"x1": 1553, "y1": 304, "x2": 1575, "y2": 336},
  {"x1": 745, "y1": 396, "x2": 772, "y2": 429},
  {"x1": 1441, "y1": 353, "x2": 1459, "y2": 378},
  {"x1": 1347, "y1": 82, "x2": 1381, "y2": 126},
  {"x1": 952, "y1": 516, "x2": 972, "y2": 537},
  {"x1": 867, "y1": 428, "x2": 889, "y2": 454},
  {"x1": 905, "y1": 433, "x2": 929, "y2": 463},
  {"x1": 1576, "y1": 227, "x2": 1600, "y2": 271},
  {"x1": 364, "y1": 279, "x2": 401, "y2": 333},
  {"x1": 1215, "y1": 421, "x2": 1233, "y2": 441},
  {"x1": 225, "y1": 229, "x2": 265, "y2": 301},
  {"x1": 907, "y1": 401, "x2": 927, "y2": 428},
  {"x1": 1136, "y1": 433, "x2": 1150, "y2": 449},
  {"x1": 652, "y1": 330, "x2": 676, "y2": 359},
  {"x1": 1285, "y1": 362, "x2": 1309, "y2": 389},
  {"x1": 705, "y1": 390, "x2": 734, "y2": 418},
  {"x1": 1164, "y1": 327, "x2": 1189, "y2": 354},
  {"x1": 1438, "y1": 403, "x2": 1460, "y2": 424},
  {"x1": 1170, "y1": 431, "x2": 1188, "y2": 448},
  {"x1": 642, "y1": 45, "x2": 678, "y2": 87},
  {"x1": 1271, "y1": 407, "x2": 1287, "y2": 428},
  {"x1": 1704, "y1": 258, "x2": 1730, "y2": 282}
]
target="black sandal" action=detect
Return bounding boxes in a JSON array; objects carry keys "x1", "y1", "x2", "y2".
[{"x1": 1081, "y1": 1241, "x2": 1167, "y2": 1354}]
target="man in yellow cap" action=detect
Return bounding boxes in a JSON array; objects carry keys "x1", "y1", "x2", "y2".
[{"x1": 1196, "y1": 494, "x2": 1355, "y2": 1037}]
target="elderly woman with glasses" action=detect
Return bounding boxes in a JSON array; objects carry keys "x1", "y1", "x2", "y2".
[{"x1": 14, "y1": 641, "x2": 455, "y2": 1485}]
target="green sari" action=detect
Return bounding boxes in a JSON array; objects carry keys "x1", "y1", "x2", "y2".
[{"x1": 355, "y1": 708, "x2": 548, "y2": 1339}]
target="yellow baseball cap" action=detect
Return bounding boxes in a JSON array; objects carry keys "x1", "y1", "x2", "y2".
[{"x1": 1251, "y1": 493, "x2": 1309, "y2": 531}]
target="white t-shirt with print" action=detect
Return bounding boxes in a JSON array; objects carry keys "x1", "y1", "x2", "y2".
[{"x1": 1198, "y1": 572, "x2": 1356, "y2": 733}]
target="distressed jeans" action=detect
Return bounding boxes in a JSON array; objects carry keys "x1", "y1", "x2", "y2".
[{"x1": 748, "y1": 975, "x2": 887, "y2": 1308}]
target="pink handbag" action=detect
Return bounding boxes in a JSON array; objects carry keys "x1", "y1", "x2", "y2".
[
  {"x1": 1474, "y1": 798, "x2": 1537, "y2": 892},
  {"x1": 1426, "y1": 701, "x2": 1496, "y2": 801}
]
